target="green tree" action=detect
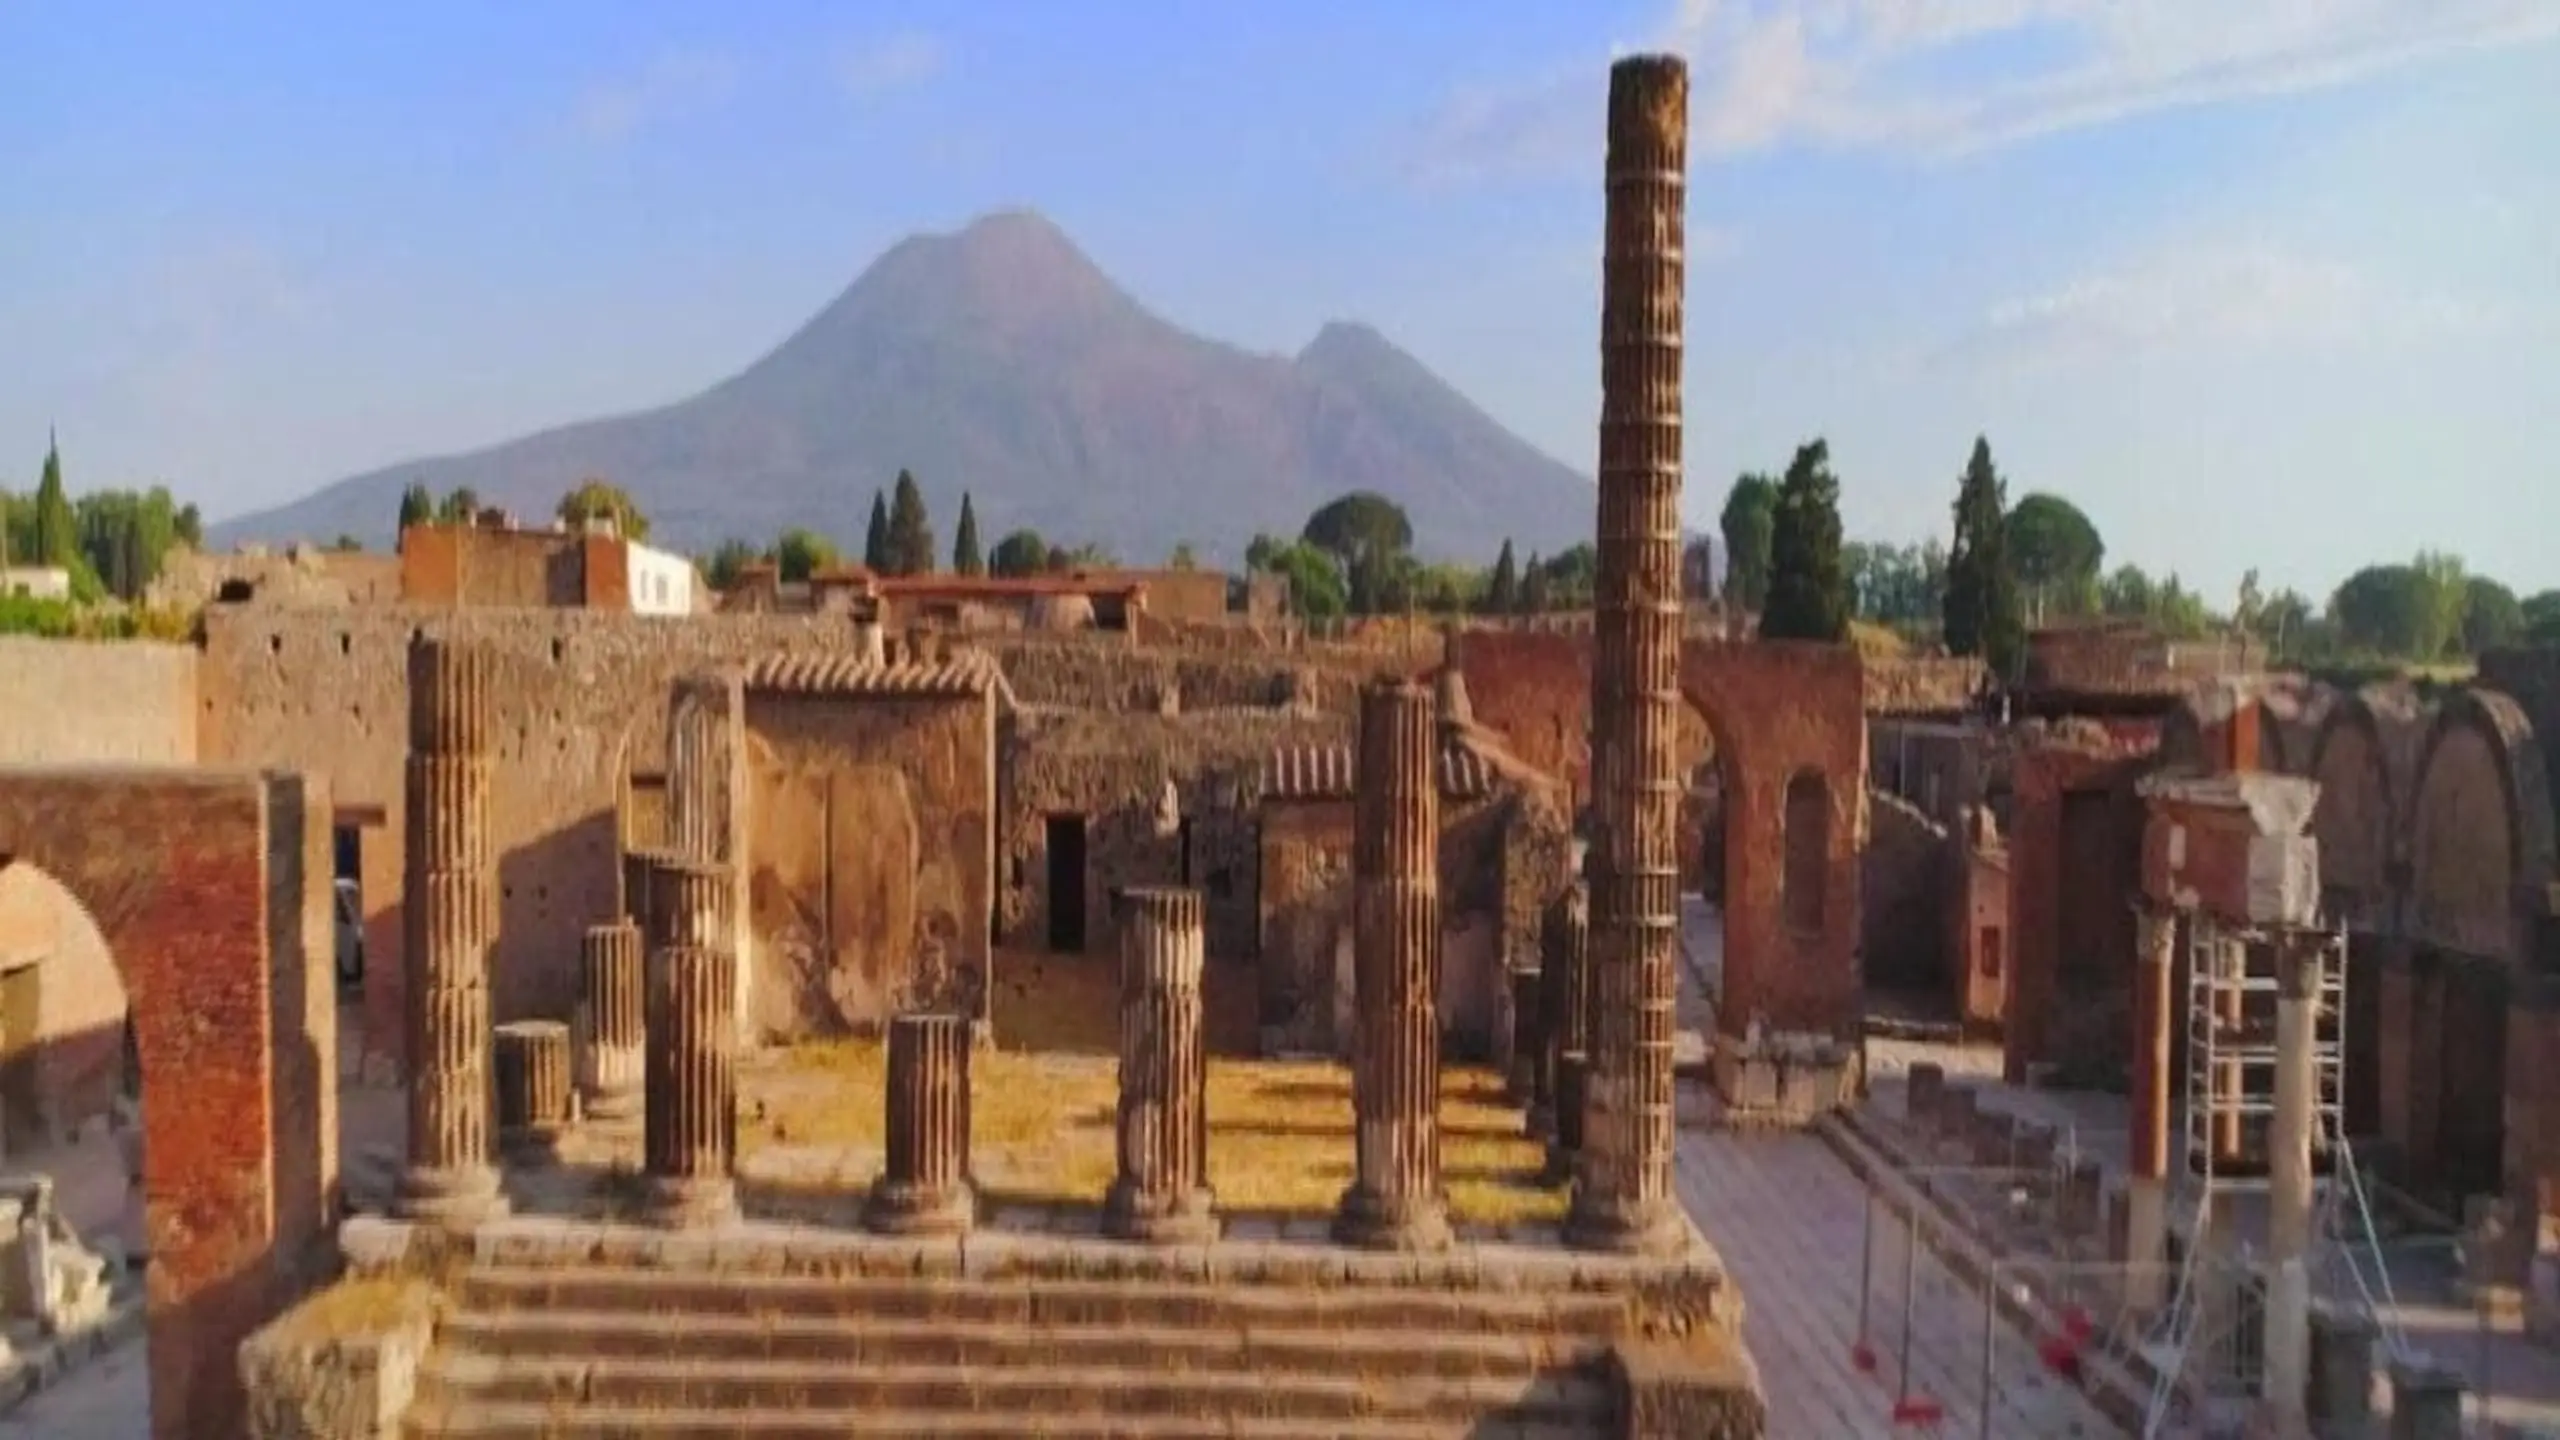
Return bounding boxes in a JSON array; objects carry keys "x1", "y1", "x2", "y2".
[
  {"x1": 2004, "y1": 493, "x2": 2104, "y2": 621},
  {"x1": 1520, "y1": 554, "x2": 1552, "y2": 614},
  {"x1": 1718, "y1": 473, "x2": 1778, "y2": 610},
  {"x1": 435, "y1": 487, "x2": 482, "y2": 524},
  {"x1": 772, "y1": 528, "x2": 838, "y2": 583},
  {"x1": 1537, "y1": 545, "x2": 1598, "y2": 610},
  {"x1": 329, "y1": 535, "x2": 363, "y2": 552},
  {"x1": 862, "y1": 490, "x2": 891, "y2": 571},
  {"x1": 1166, "y1": 541, "x2": 1198, "y2": 570},
  {"x1": 989, "y1": 529, "x2": 1048, "y2": 577},
  {"x1": 2460, "y1": 575, "x2": 2525, "y2": 654},
  {"x1": 1759, "y1": 439, "x2": 1849, "y2": 642},
  {"x1": 1245, "y1": 533, "x2": 1348, "y2": 619},
  {"x1": 951, "y1": 493, "x2": 985, "y2": 575},
  {"x1": 1301, "y1": 491, "x2": 1413, "y2": 613},
  {"x1": 2524, "y1": 590, "x2": 2560, "y2": 646},
  {"x1": 702, "y1": 539, "x2": 761, "y2": 590},
  {"x1": 556, "y1": 477, "x2": 650, "y2": 541},
  {"x1": 31, "y1": 438, "x2": 75, "y2": 568},
  {"x1": 2330, "y1": 565, "x2": 2433, "y2": 657},
  {"x1": 1482, "y1": 539, "x2": 1520, "y2": 615},
  {"x1": 397, "y1": 481, "x2": 435, "y2": 535},
  {"x1": 885, "y1": 471, "x2": 933, "y2": 575},
  {"x1": 1941, "y1": 436, "x2": 2023, "y2": 676},
  {"x1": 2409, "y1": 550, "x2": 2467, "y2": 660}
]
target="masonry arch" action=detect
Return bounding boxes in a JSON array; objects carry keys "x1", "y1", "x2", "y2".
[
  {"x1": 0, "y1": 767, "x2": 335, "y2": 1440},
  {"x1": 2409, "y1": 689, "x2": 2551, "y2": 966},
  {"x1": 2310, "y1": 692, "x2": 2398, "y2": 932},
  {"x1": 0, "y1": 861, "x2": 131, "y2": 1155}
]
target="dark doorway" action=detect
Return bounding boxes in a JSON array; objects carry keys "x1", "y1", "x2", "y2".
[
  {"x1": 1046, "y1": 815, "x2": 1088, "y2": 953},
  {"x1": 0, "y1": 962, "x2": 41, "y2": 1153},
  {"x1": 1178, "y1": 818, "x2": 1194, "y2": 887},
  {"x1": 332, "y1": 824, "x2": 361, "y2": 883}
]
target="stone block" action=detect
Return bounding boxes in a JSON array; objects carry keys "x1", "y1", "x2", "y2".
[
  {"x1": 239, "y1": 1279, "x2": 437, "y2": 1440},
  {"x1": 2385, "y1": 1355, "x2": 2465, "y2": 1440},
  {"x1": 2306, "y1": 1302, "x2": 2376, "y2": 1426},
  {"x1": 1612, "y1": 1336, "x2": 1766, "y2": 1439}
]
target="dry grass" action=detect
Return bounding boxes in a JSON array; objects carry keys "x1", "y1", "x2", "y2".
[{"x1": 738, "y1": 948, "x2": 1560, "y2": 1224}]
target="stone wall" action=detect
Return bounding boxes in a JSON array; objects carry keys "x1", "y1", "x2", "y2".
[
  {"x1": 1861, "y1": 789, "x2": 1949, "y2": 997},
  {"x1": 999, "y1": 706, "x2": 1347, "y2": 965},
  {"x1": 740, "y1": 686, "x2": 995, "y2": 1037},
  {"x1": 1863, "y1": 656, "x2": 1985, "y2": 717},
  {"x1": 0, "y1": 638, "x2": 198, "y2": 765},
  {"x1": 1446, "y1": 629, "x2": 1867, "y2": 1037},
  {"x1": 147, "y1": 546, "x2": 401, "y2": 611}
]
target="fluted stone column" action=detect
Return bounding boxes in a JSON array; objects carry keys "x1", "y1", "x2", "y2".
[
  {"x1": 1569, "y1": 53, "x2": 1690, "y2": 1258},
  {"x1": 1541, "y1": 883, "x2": 1591, "y2": 1164},
  {"x1": 865, "y1": 1013, "x2": 976, "y2": 1235},
  {"x1": 577, "y1": 921, "x2": 644, "y2": 1121},
  {"x1": 1335, "y1": 677, "x2": 1452, "y2": 1252},
  {"x1": 493, "y1": 1020, "x2": 571, "y2": 1158},
  {"x1": 667, "y1": 673, "x2": 752, "y2": 1045},
  {"x1": 396, "y1": 635, "x2": 508, "y2": 1227},
  {"x1": 643, "y1": 851, "x2": 739, "y2": 1227},
  {"x1": 1105, "y1": 888, "x2": 1217, "y2": 1244}
]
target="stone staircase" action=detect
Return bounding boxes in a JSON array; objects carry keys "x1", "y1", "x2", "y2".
[{"x1": 403, "y1": 1259, "x2": 1628, "y2": 1437}]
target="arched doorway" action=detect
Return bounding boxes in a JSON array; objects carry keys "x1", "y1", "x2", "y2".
[{"x1": 0, "y1": 861, "x2": 139, "y2": 1249}]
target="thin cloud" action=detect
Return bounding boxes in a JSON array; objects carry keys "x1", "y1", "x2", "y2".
[
  {"x1": 1933, "y1": 241, "x2": 2496, "y2": 373},
  {"x1": 572, "y1": 49, "x2": 739, "y2": 144},
  {"x1": 1403, "y1": 0, "x2": 2560, "y2": 179},
  {"x1": 838, "y1": 31, "x2": 945, "y2": 99}
]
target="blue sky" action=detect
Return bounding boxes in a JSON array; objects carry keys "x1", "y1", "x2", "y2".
[{"x1": 5, "y1": 1, "x2": 2556, "y2": 601}]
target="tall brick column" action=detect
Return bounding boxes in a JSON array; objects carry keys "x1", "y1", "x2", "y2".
[
  {"x1": 1537, "y1": 882, "x2": 1592, "y2": 1150},
  {"x1": 577, "y1": 920, "x2": 645, "y2": 1121},
  {"x1": 396, "y1": 635, "x2": 509, "y2": 1227},
  {"x1": 1105, "y1": 888, "x2": 1218, "y2": 1243},
  {"x1": 1568, "y1": 53, "x2": 1690, "y2": 1258},
  {"x1": 643, "y1": 851, "x2": 739, "y2": 1227},
  {"x1": 865, "y1": 1013, "x2": 976, "y2": 1235},
  {"x1": 1335, "y1": 677, "x2": 1452, "y2": 1252}
]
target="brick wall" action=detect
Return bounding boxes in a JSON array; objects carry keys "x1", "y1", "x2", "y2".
[
  {"x1": 1862, "y1": 789, "x2": 1949, "y2": 997},
  {"x1": 0, "y1": 766, "x2": 333, "y2": 1440}
]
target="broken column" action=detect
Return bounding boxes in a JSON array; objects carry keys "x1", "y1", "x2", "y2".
[
  {"x1": 396, "y1": 634, "x2": 508, "y2": 1227},
  {"x1": 493, "y1": 1020, "x2": 571, "y2": 1158},
  {"x1": 577, "y1": 920, "x2": 645, "y2": 1121},
  {"x1": 667, "y1": 672, "x2": 750, "y2": 1045},
  {"x1": 1541, "y1": 882, "x2": 1591, "y2": 1162},
  {"x1": 865, "y1": 1012, "x2": 976, "y2": 1235},
  {"x1": 642, "y1": 851, "x2": 739, "y2": 1227},
  {"x1": 1334, "y1": 676, "x2": 1452, "y2": 1252},
  {"x1": 2262, "y1": 931, "x2": 2325, "y2": 1425},
  {"x1": 2125, "y1": 905, "x2": 2175, "y2": 1308},
  {"x1": 1104, "y1": 887, "x2": 1217, "y2": 1244},
  {"x1": 1568, "y1": 51, "x2": 1690, "y2": 1258}
]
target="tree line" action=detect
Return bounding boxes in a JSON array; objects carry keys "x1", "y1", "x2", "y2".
[{"x1": 0, "y1": 438, "x2": 204, "y2": 605}]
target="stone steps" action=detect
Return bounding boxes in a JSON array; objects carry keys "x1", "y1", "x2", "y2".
[
  {"x1": 456, "y1": 1264, "x2": 1635, "y2": 1337},
  {"x1": 410, "y1": 1262, "x2": 1628, "y2": 1437},
  {"x1": 437, "y1": 1307, "x2": 1570, "y2": 1379},
  {"x1": 410, "y1": 1400, "x2": 1601, "y2": 1439},
  {"x1": 413, "y1": 1354, "x2": 1608, "y2": 1425}
]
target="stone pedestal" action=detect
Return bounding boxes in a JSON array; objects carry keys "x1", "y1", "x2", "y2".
[
  {"x1": 493, "y1": 1020, "x2": 571, "y2": 1158},
  {"x1": 1567, "y1": 52, "x2": 1692, "y2": 1260},
  {"x1": 865, "y1": 1013, "x2": 975, "y2": 1236},
  {"x1": 642, "y1": 854, "x2": 739, "y2": 1228},
  {"x1": 2386, "y1": 1357, "x2": 2466, "y2": 1439},
  {"x1": 395, "y1": 636, "x2": 508, "y2": 1228},
  {"x1": 1905, "y1": 1061, "x2": 1945, "y2": 1131},
  {"x1": 1335, "y1": 677, "x2": 1452, "y2": 1253},
  {"x1": 1537, "y1": 883, "x2": 1591, "y2": 1147},
  {"x1": 577, "y1": 921, "x2": 644, "y2": 1122},
  {"x1": 1104, "y1": 888, "x2": 1217, "y2": 1244},
  {"x1": 1505, "y1": 963, "x2": 1543, "y2": 1105},
  {"x1": 2306, "y1": 1304, "x2": 2377, "y2": 1427}
]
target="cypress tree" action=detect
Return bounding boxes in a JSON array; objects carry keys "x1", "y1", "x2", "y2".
[
  {"x1": 862, "y1": 489, "x2": 891, "y2": 571},
  {"x1": 952, "y1": 492, "x2": 984, "y2": 575},
  {"x1": 1483, "y1": 539, "x2": 1519, "y2": 614},
  {"x1": 1760, "y1": 439, "x2": 1850, "y2": 643},
  {"x1": 887, "y1": 471, "x2": 933, "y2": 575},
  {"x1": 1942, "y1": 435, "x2": 2025, "y2": 678},
  {"x1": 32, "y1": 435, "x2": 75, "y2": 568}
]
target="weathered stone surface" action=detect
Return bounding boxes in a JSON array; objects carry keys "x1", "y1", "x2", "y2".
[
  {"x1": 1336, "y1": 677, "x2": 1452, "y2": 1252},
  {"x1": 1104, "y1": 888, "x2": 1217, "y2": 1244},
  {"x1": 1612, "y1": 1335, "x2": 1768, "y2": 1439},
  {"x1": 493, "y1": 1019, "x2": 571, "y2": 1157},
  {"x1": 576, "y1": 921, "x2": 643, "y2": 1121},
  {"x1": 238, "y1": 1279, "x2": 436, "y2": 1440},
  {"x1": 1571, "y1": 52, "x2": 1690, "y2": 1260},
  {"x1": 865, "y1": 1013, "x2": 976, "y2": 1236},
  {"x1": 396, "y1": 635, "x2": 506, "y2": 1230},
  {"x1": 643, "y1": 853, "x2": 739, "y2": 1228}
]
